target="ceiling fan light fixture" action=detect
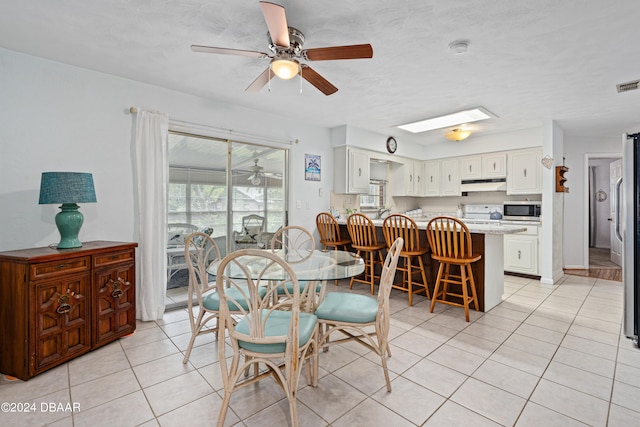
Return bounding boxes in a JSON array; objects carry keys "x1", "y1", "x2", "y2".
[
  {"x1": 270, "y1": 58, "x2": 300, "y2": 80},
  {"x1": 445, "y1": 128, "x2": 472, "y2": 141},
  {"x1": 250, "y1": 175, "x2": 262, "y2": 185}
]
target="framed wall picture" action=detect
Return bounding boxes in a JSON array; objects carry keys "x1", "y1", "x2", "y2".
[{"x1": 305, "y1": 154, "x2": 321, "y2": 181}]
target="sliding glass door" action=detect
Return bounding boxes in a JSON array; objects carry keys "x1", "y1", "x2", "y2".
[
  {"x1": 230, "y1": 142, "x2": 287, "y2": 251},
  {"x1": 165, "y1": 132, "x2": 287, "y2": 309}
]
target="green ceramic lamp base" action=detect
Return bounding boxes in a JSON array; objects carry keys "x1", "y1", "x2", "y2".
[{"x1": 55, "y1": 203, "x2": 84, "y2": 249}]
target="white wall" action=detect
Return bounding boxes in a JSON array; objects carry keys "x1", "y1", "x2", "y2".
[
  {"x1": 0, "y1": 48, "x2": 331, "y2": 252},
  {"x1": 563, "y1": 135, "x2": 622, "y2": 269},
  {"x1": 539, "y1": 120, "x2": 565, "y2": 284}
]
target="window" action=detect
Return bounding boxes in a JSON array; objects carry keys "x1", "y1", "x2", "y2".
[{"x1": 360, "y1": 180, "x2": 386, "y2": 211}]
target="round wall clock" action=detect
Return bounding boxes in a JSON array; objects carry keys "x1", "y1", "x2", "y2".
[{"x1": 386, "y1": 136, "x2": 397, "y2": 154}]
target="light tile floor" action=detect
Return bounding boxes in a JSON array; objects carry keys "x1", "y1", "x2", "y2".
[{"x1": 1, "y1": 274, "x2": 638, "y2": 426}]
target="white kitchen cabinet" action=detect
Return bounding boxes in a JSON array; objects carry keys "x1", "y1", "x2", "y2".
[
  {"x1": 440, "y1": 158, "x2": 460, "y2": 196},
  {"x1": 507, "y1": 149, "x2": 542, "y2": 194},
  {"x1": 481, "y1": 153, "x2": 507, "y2": 178},
  {"x1": 504, "y1": 224, "x2": 539, "y2": 275},
  {"x1": 333, "y1": 146, "x2": 370, "y2": 194},
  {"x1": 460, "y1": 156, "x2": 482, "y2": 180},
  {"x1": 392, "y1": 159, "x2": 423, "y2": 196},
  {"x1": 460, "y1": 153, "x2": 506, "y2": 180},
  {"x1": 422, "y1": 159, "x2": 459, "y2": 197},
  {"x1": 423, "y1": 161, "x2": 441, "y2": 196}
]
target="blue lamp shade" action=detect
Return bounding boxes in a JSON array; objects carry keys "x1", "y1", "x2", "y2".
[{"x1": 39, "y1": 172, "x2": 97, "y2": 249}]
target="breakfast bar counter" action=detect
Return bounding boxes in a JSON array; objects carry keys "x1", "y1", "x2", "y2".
[{"x1": 337, "y1": 217, "x2": 526, "y2": 311}]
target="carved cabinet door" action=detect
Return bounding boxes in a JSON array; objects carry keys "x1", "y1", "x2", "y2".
[{"x1": 34, "y1": 273, "x2": 91, "y2": 374}]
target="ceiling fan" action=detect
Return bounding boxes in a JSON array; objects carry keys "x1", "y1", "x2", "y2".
[
  {"x1": 191, "y1": 1, "x2": 373, "y2": 95},
  {"x1": 246, "y1": 158, "x2": 282, "y2": 185}
]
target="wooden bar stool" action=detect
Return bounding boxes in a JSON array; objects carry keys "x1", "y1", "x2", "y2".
[
  {"x1": 346, "y1": 213, "x2": 386, "y2": 294},
  {"x1": 426, "y1": 216, "x2": 481, "y2": 322},
  {"x1": 316, "y1": 212, "x2": 351, "y2": 251},
  {"x1": 316, "y1": 212, "x2": 351, "y2": 285},
  {"x1": 382, "y1": 214, "x2": 430, "y2": 306}
]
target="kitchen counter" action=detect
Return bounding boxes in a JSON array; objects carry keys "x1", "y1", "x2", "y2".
[
  {"x1": 335, "y1": 216, "x2": 527, "y2": 311},
  {"x1": 338, "y1": 217, "x2": 527, "y2": 235}
]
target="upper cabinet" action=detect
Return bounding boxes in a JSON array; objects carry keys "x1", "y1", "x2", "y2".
[
  {"x1": 459, "y1": 156, "x2": 482, "y2": 180},
  {"x1": 481, "y1": 153, "x2": 507, "y2": 178},
  {"x1": 460, "y1": 153, "x2": 506, "y2": 180},
  {"x1": 392, "y1": 159, "x2": 423, "y2": 196},
  {"x1": 440, "y1": 159, "x2": 460, "y2": 196},
  {"x1": 507, "y1": 149, "x2": 542, "y2": 194},
  {"x1": 333, "y1": 146, "x2": 370, "y2": 194},
  {"x1": 423, "y1": 159, "x2": 460, "y2": 197},
  {"x1": 423, "y1": 161, "x2": 441, "y2": 196}
]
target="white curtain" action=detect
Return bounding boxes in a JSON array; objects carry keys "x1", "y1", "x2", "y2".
[{"x1": 134, "y1": 110, "x2": 169, "y2": 321}]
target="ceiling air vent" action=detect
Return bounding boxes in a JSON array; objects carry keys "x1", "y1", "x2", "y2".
[{"x1": 617, "y1": 79, "x2": 640, "y2": 93}]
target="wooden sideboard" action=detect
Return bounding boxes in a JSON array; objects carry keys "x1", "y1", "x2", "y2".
[{"x1": 0, "y1": 241, "x2": 137, "y2": 380}]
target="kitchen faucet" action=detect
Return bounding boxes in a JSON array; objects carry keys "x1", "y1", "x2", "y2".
[{"x1": 376, "y1": 207, "x2": 391, "y2": 219}]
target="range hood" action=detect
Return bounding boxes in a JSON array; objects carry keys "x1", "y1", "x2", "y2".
[{"x1": 460, "y1": 178, "x2": 507, "y2": 192}]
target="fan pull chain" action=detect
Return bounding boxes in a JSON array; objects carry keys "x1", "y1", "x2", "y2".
[
  {"x1": 299, "y1": 67, "x2": 303, "y2": 94},
  {"x1": 268, "y1": 68, "x2": 272, "y2": 92}
]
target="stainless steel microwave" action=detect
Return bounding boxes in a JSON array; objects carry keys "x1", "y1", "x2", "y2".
[{"x1": 503, "y1": 201, "x2": 541, "y2": 221}]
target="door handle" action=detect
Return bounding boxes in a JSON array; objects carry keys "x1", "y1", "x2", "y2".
[{"x1": 615, "y1": 177, "x2": 623, "y2": 242}]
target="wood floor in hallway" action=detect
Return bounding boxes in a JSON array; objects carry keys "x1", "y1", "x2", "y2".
[{"x1": 564, "y1": 247, "x2": 622, "y2": 282}]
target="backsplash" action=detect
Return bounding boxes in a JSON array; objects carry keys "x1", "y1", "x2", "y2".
[{"x1": 330, "y1": 191, "x2": 537, "y2": 218}]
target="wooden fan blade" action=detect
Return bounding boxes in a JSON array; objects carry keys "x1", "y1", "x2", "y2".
[
  {"x1": 304, "y1": 44, "x2": 373, "y2": 61},
  {"x1": 260, "y1": 1, "x2": 290, "y2": 47},
  {"x1": 246, "y1": 68, "x2": 271, "y2": 92},
  {"x1": 191, "y1": 45, "x2": 269, "y2": 58},
  {"x1": 300, "y1": 65, "x2": 338, "y2": 95}
]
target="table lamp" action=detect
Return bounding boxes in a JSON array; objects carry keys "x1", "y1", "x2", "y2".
[{"x1": 38, "y1": 172, "x2": 97, "y2": 249}]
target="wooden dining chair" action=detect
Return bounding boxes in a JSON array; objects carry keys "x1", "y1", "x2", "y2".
[
  {"x1": 316, "y1": 212, "x2": 351, "y2": 251},
  {"x1": 215, "y1": 249, "x2": 319, "y2": 427},
  {"x1": 382, "y1": 214, "x2": 430, "y2": 306},
  {"x1": 316, "y1": 212, "x2": 351, "y2": 286},
  {"x1": 425, "y1": 216, "x2": 481, "y2": 322},
  {"x1": 346, "y1": 213, "x2": 386, "y2": 294},
  {"x1": 182, "y1": 232, "x2": 267, "y2": 364},
  {"x1": 315, "y1": 237, "x2": 403, "y2": 392}
]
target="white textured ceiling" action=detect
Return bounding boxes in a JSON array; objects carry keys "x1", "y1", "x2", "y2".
[{"x1": 2, "y1": 0, "x2": 640, "y2": 145}]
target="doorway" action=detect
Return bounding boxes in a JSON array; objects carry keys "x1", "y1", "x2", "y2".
[{"x1": 584, "y1": 155, "x2": 622, "y2": 279}]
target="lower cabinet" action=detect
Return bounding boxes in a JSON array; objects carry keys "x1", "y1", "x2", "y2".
[
  {"x1": 0, "y1": 241, "x2": 137, "y2": 380},
  {"x1": 35, "y1": 271, "x2": 92, "y2": 373},
  {"x1": 504, "y1": 225, "x2": 539, "y2": 276}
]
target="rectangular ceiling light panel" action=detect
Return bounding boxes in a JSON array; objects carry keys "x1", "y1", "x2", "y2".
[{"x1": 397, "y1": 107, "x2": 495, "y2": 133}]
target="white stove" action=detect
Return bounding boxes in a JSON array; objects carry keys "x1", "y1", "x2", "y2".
[{"x1": 463, "y1": 204, "x2": 503, "y2": 221}]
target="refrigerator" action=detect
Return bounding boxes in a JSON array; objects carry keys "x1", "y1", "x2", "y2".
[{"x1": 623, "y1": 132, "x2": 640, "y2": 344}]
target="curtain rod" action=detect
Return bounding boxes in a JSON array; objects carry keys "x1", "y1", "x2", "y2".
[{"x1": 129, "y1": 106, "x2": 296, "y2": 146}]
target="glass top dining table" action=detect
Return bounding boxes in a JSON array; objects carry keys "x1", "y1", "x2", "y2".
[{"x1": 207, "y1": 249, "x2": 365, "y2": 282}]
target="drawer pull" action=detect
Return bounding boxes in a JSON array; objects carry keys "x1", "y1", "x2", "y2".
[
  {"x1": 108, "y1": 277, "x2": 129, "y2": 298},
  {"x1": 56, "y1": 303, "x2": 71, "y2": 315},
  {"x1": 55, "y1": 264, "x2": 69, "y2": 270},
  {"x1": 109, "y1": 255, "x2": 120, "y2": 260}
]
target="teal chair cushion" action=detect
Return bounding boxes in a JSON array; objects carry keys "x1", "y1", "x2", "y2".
[
  {"x1": 235, "y1": 310, "x2": 318, "y2": 354},
  {"x1": 276, "y1": 281, "x2": 322, "y2": 295},
  {"x1": 203, "y1": 285, "x2": 267, "y2": 311},
  {"x1": 315, "y1": 292, "x2": 378, "y2": 323}
]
